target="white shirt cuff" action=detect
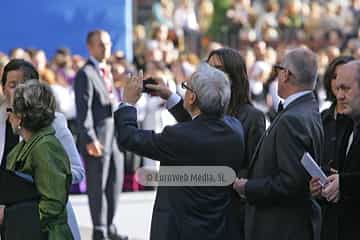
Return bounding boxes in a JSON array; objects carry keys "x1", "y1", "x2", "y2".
[{"x1": 166, "y1": 93, "x2": 181, "y2": 109}]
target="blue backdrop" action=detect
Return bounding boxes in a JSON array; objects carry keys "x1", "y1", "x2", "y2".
[{"x1": 0, "y1": 0, "x2": 132, "y2": 60}]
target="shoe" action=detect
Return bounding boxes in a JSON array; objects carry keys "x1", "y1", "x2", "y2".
[
  {"x1": 109, "y1": 233, "x2": 128, "y2": 240},
  {"x1": 108, "y1": 225, "x2": 128, "y2": 240},
  {"x1": 93, "y1": 229, "x2": 110, "y2": 240}
]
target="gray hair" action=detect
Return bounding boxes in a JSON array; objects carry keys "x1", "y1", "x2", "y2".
[
  {"x1": 286, "y1": 48, "x2": 318, "y2": 89},
  {"x1": 13, "y1": 80, "x2": 55, "y2": 132},
  {"x1": 191, "y1": 62, "x2": 231, "y2": 116}
]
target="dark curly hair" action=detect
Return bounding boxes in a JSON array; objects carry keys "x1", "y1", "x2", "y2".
[
  {"x1": 323, "y1": 55, "x2": 354, "y2": 102},
  {"x1": 207, "y1": 48, "x2": 250, "y2": 117},
  {"x1": 13, "y1": 80, "x2": 55, "y2": 132}
]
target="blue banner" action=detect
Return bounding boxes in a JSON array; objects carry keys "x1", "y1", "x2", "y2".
[{"x1": 0, "y1": 0, "x2": 132, "y2": 60}]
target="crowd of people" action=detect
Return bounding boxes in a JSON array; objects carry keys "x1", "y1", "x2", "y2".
[{"x1": 0, "y1": 0, "x2": 360, "y2": 240}]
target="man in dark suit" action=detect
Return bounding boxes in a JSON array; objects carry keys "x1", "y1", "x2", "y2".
[
  {"x1": 74, "y1": 29, "x2": 126, "y2": 240},
  {"x1": 233, "y1": 48, "x2": 324, "y2": 240},
  {"x1": 311, "y1": 60, "x2": 360, "y2": 240},
  {"x1": 114, "y1": 63, "x2": 245, "y2": 240}
]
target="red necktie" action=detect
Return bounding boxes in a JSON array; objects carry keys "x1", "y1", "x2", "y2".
[{"x1": 99, "y1": 66, "x2": 113, "y2": 94}]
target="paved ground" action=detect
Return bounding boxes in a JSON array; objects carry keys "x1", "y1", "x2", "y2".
[{"x1": 70, "y1": 191, "x2": 156, "y2": 240}]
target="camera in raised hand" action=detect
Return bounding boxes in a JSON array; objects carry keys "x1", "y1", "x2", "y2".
[{"x1": 142, "y1": 78, "x2": 157, "y2": 93}]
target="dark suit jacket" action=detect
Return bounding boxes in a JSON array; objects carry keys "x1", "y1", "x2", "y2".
[
  {"x1": 74, "y1": 60, "x2": 116, "y2": 155},
  {"x1": 319, "y1": 104, "x2": 353, "y2": 240},
  {"x1": 244, "y1": 93, "x2": 324, "y2": 240},
  {"x1": 115, "y1": 105, "x2": 245, "y2": 240},
  {"x1": 169, "y1": 100, "x2": 265, "y2": 176},
  {"x1": 334, "y1": 123, "x2": 360, "y2": 240},
  {"x1": 169, "y1": 100, "x2": 265, "y2": 237}
]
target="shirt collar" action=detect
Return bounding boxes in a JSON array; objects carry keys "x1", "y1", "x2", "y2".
[
  {"x1": 283, "y1": 90, "x2": 312, "y2": 109},
  {"x1": 89, "y1": 56, "x2": 106, "y2": 70}
]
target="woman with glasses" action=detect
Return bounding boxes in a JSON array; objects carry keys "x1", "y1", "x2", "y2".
[{"x1": 2, "y1": 81, "x2": 73, "y2": 239}]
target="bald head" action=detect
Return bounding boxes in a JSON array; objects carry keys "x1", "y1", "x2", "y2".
[
  {"x1": 284, "y1": 48, "x2": 318, "y2": 89},
  {"x1": 335, "y1": 60, "x2": 360, "y2": 119}
]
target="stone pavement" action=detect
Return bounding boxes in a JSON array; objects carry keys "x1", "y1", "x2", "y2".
[{"x1": 70, "y1": 191, "x2": 156, "y2": 240}]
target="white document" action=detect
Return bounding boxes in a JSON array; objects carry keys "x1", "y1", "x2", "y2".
[{"x1": 301, "y1": 152, "x2": 328, "y2": 186}]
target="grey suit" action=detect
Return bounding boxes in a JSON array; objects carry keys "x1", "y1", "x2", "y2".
[
  {"x1": 244, "y1": 93, "x2": 324, "y2": 240},
  {"x1": 74, "y1": 59, "x2": 124, "y2": 238}
]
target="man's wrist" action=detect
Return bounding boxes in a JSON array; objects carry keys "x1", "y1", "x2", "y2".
[{"x1": 166, "y1": 93, "x2": 181, "y2": 109}]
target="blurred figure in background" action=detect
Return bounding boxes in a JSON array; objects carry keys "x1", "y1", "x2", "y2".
[{"x1": 74, "y1": 29, "x2": 126, "y2": 240}]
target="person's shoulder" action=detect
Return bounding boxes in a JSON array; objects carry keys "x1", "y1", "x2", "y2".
[
  {"x1": 238, "y1": 104, "x2": 265, "y2": 123},
  {"x1": 223, "y1": 115, "x2": 244, "y2": 137},
  {"x1": 75, "y1": 60, "x2": 94, "y2": 76},
  {"x1": 52, "y1": 112, "x2": 67, "y2": 128},
  {"x1": 243, "y1": 104, "x2": 265, "y2": 118}
]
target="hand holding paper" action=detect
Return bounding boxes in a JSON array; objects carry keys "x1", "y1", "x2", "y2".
[{"x1": 301, "y1": 152, "x2": 328, "y2": 186}]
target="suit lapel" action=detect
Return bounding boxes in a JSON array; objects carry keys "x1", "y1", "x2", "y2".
[
  {"x1": 86, "y1": 60, "x2": 110, "y2": 97},
  {"x1": 248, "y1": 110, "x2": 285, "y2": 172}
]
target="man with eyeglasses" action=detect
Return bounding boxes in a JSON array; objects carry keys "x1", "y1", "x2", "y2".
[
  {"x1": 114, "y1": 63, "x2": 245, "y2": 240},
  {"x1": 232, "y1": 47, "x2": 324, "y2": 240}
]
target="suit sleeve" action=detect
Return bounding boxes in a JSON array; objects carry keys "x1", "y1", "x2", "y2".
[
  {"x1": 115, "y1": 105, "x2": 176, "y2": 163},
  {"x1": 53, "y1": 113, "x2": 85, "y2": 184},
  {"x1": 74, "y1": 69, "x2": 97, "y2": 144},
  {"x1": 245, "y1": 116, "x2": 311, "y2": 205},
  {"x1": 168, "y1": 99, "x2": 192, "y2": 123},
  {"x1": 340, "y1": 172, "x2": 360, "y2": 199}
]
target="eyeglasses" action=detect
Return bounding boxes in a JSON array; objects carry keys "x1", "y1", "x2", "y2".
[
  {"x1": 6, "y1": 108, "x2": 13, "y2": 113},
  {"x1": 181, "y1": 81, "x2": 195, "y2": 92},
  {"x1": 273, "y1": 64, "x2": 296, "y2": 78}
]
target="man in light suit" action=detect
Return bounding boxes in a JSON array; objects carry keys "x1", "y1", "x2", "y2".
[
  {"x1": 115, "y1": 63, "x2": 245, "y2": 240},
  {"x1": 0, "y1": 59, "x2": 84, "y2": 239},
  {"x1": 233, "y1": 48, "x2": 324, "y2": 240},
  {"x1": 74, "y1": 29, "x2": 126, "y2": 240}
]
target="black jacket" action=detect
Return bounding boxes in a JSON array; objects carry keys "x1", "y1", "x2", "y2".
[{"x1": 115, "y1": 105, "x2": 245, "y2": 240}]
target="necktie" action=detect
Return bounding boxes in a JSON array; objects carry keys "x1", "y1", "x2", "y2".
[
  {"x1": 99, "y1": 66, "x2": 113, "y2": 94},
  {"x1": 277, "y1": 101, "x2": 284, "y2": 112}
]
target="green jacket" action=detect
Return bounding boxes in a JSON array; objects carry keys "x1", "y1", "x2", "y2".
[{"x1": 7, "y1": 126, "x2": 73, "y2": 240}]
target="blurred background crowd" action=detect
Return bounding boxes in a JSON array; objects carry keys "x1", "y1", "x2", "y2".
[{"x1": 1, "y1": 0, "x2": 360, "y2": 192}]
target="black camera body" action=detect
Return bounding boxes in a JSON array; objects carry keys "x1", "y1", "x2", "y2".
[{"x1": 142, "y1": 78, "x2": 156, "y2": 93}]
